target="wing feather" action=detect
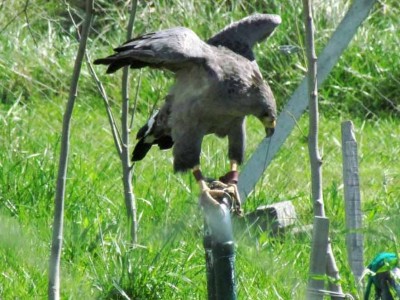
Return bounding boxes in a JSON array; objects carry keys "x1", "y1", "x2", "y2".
[
  {"x1": 207, "y1": 14, "x2": 281, "y2": 61},
  {"x1": 94, "y1": 27, "x2": 207, "y2": 73}
]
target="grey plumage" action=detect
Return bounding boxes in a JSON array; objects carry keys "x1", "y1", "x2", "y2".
[
  {"x1": 207, "y1": 13, "x2": 281, "y2": 61},
  {"x1": 94, "y1": 13, "x2": 280, "y2": 173}
]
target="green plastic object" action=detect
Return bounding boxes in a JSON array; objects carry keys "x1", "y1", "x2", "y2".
[
  {"x1": 368, "y1": 253, "x2": 398, "y2": 274},
  {"x1": 364, "y1": 252, "x2": 400, "y2": 300}
]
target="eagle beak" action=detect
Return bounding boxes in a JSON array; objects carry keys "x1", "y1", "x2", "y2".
[{"x1": 262, "y1": 117, "x2": 276, "y2": 138}]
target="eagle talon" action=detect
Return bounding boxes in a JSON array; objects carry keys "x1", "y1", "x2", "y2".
[
  {"x1": 202, "y1": 180, "x2": 243, "y2": 216},
  {"x1": 199, "y1": 188, "x2": 225, "y2": 212},
  {"x1": 228, "y1": 183, "x2": 243, "y2": 216}
]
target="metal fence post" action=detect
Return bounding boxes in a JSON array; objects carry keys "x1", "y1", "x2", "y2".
[{"x1": 203, "y1": 193, "x2": 237, "y2": 300}]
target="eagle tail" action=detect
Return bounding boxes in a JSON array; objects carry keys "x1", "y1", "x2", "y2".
[
  {"x1": 131, "y1": 138, "x2": 153, "y2": 162},
  {"x1": 131, "y1": 111, "x2": 174, "y2": 162}
]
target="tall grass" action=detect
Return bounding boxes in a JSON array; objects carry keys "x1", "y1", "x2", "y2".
[{"x1": 1, "y1": 0, "x2": 399, "y2": 299}]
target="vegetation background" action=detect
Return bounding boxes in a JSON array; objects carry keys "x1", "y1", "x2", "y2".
[{"x1": 0, "y1": 0, "x2": 399, "y2": 298}]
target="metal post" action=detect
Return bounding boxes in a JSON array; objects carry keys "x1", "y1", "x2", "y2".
[
  {"x1": 203, "y1": 193, "x2": 237, "y2": 300},
  {"x1": 307, "y1": 216, "x2": 330, "y2": 300},
  {"x1": 341, "y1": 120, "x2": 364, "y2": 283},
  {"x1": 204, "y1": 222, "x2": 217, "y2": 300}
]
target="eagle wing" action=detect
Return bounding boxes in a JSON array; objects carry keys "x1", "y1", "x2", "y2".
[
  {"x1": 207, "y1": 13, "x2": 281, "y2": 61},
  {"x1": 94, "y1": 27, "x2": 207, "y2": 73}
]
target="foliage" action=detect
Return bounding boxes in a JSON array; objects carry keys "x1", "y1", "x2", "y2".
[{"x1": 0, "y1": 0, "x2": 399, "y2": 299}]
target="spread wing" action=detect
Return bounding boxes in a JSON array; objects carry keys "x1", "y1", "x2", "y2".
[
  {"x1": 94, "y1": 27, "x2": 207, "y2": 73},
  {"x1": 207, "y1": 13, "x2": 281, "y2": 61}
]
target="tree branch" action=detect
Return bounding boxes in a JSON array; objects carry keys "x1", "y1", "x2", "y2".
[
  {"x1": 302, "y1": 0, "x2": 343, "y2": 298},
  {"x1": 120, "y1": 0, "x2": 139, "y2": 243},
  {"x1": 48, "y1": 1, "x2": 93, "y2": 299},
  {"x1": 23, "y1": 0, "x2": 38, "y2": 48},
  {"x1": 303, "y1": 0, "x2": 323, "y2": 217},
  {"x1": 129, "y1": 73, "x2": 141, "y2": 131},
  {"x1": 86, "y1": 54, "x2": 123, "y2": 158},
  {"x1": 1, "y1": 0, "x2": 37, "y2": 48},
  {"x1": 66, "y1": 1, "x2": 123, "y2": 158}
]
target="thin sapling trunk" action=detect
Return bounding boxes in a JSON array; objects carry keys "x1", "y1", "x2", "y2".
[
  {"x1": 120, "y1": 0, "x2": 139, "y2": 243},
  {"x1": 48, "y1": 0, "x2": 93, "y2": 299},
  {"x1": 302, "y1": 0, "x2": 343, "y2": 298}
]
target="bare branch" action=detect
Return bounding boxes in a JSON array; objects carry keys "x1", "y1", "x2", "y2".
[
  {"x1": 1, "y1": 0, "x2": 37, "y2": 47},
  {"x1": 120, "y1": 0, "x2": 139, "y2": 243},
  {"x1": 129, "y1": 73, "x2": 141, "y2": 130},
  {"x1": 302, "y1": 1, "x2": 343, "y2": 298},
  {"x1": 23, "y1": 0, "x2": 38, "y2": 48},
  {"x1": 86, "y1": 54, "x2": 123, "y2": 158},
  {"x1": 48, "y1": 0, "x2": 93, "y2": 299},
  {"x1": 0, "y1": 8, "x2": 24, "y2": 34},
  {"x1": 0, "y1": 0, "x2": 38, "y2": 46},
  {"x1": 303, "y1": 0, "x2": 323, "y2": 216},
  {"x1": 66, "y1": 1, "x2": 123, "y2": 158}
]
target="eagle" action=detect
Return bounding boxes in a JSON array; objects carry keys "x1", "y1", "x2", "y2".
[{"x1": 94, "y1": 14, "x2": 280, "y2": 210}]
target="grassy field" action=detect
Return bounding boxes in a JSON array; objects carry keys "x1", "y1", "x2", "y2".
[{"x1": 1, "y1": 0, "x2": 399, "y2": 299}]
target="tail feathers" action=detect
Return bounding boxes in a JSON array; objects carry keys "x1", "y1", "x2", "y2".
[
  {"x1": 93, "y1": 57, "x2": 114, "y2": 65},
  {"x1": 93, "y1": 56, "x2": 131, "y2": 73},
  {"x1": 131, "y1": 138, "x2": 153, "y2": 162},
  {"x1": 156, "y1": 136, "x2": 174, "y2": 150},
  {"x1": 94, "y1": 50, "x2": 155, "y2": 73},
  {"x1": 132, "y1": 110, "x2": 174, "y2": 162},
  {"x1": 131, "y1": 135, "x2": 174, "y2": 162}
]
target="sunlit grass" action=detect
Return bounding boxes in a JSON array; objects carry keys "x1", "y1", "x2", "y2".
[{"x1": 1, "y1": 0, "x2": 399, "y2": 299}]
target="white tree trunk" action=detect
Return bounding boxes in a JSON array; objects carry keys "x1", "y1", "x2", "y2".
[
  {"x1": 48, "y1": 1, "x2": 93, "y2": 299},
  {"x1": 121, "y1": 0, "x2": 139, "y2": 243},
  {"x1": 302, "y1": 0, "x2": 343, "y2": 298}
]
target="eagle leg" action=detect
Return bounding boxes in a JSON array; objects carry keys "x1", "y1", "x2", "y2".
[
  {"x1": 218, "y1": 160, "x2": 243, "y2": 215},
  {"x1": 193, "y1": 163, "x2": 243, "y2": 216}
]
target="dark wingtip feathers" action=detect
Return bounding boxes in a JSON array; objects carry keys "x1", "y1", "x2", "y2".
[
  {"x1": 94, "y1": 56, "x2": 151, "y2": 73},
  {"x1": 93, "y1": 57, "x2": 128, "y2": 74},
  {"x1": 156, "y1": 136, "x2": 174, "y2": 150},
  {"x1": 131, "y1": 136, "x2": 174, "y2": 162},
  {"x1": 131, "y1": 139, "x2": 153, "y2": 162},
  {"x1": 93, "y1": 58, "x2": 107, "y2": 65},
  {"x1": 106, "y1": 62, "x2": 126, "y2": 74}
]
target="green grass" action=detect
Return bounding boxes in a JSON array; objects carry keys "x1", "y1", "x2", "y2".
[{"x1": 1, "y1": 0, "x2": 399, "y2": 299}]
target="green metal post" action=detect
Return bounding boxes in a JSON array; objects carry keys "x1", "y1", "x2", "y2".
[{"x1": 204, "y1": 222, "x2": 217, "y2": 300}]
